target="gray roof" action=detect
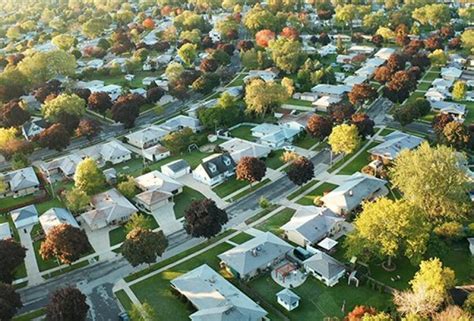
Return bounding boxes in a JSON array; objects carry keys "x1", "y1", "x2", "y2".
[
  {"x1": 39, "y1": 208, "x2": 79, "y2": 234},
  {"x1": 0, "y1": 222, "x2": 11, "y2": 239},
  {"x1": 171, "y1": 264, "x2": 267, "y2": 321},
  {"x1": 10, "y1": 205, "x2": 38, "y2": 224},
  {"x1": 304, "y1": 250, "x2": 345, "y2": 279},
  {"x1": 162, "y1": 159, "x2": 190, "y2": 172},
  {"x1": 218, "y1": 232, "x2": 294, "y2": 277},
  {"x1": 5, "y1": 167, "x2": 39, "y2": 192},
  {"x1": 22, "y1": 118, "x2": 47, "y2": 138},
  {"x1": 276, "y1": 288, "x2": 300, "y2": 305},
  {"x1": 368, "y1": 131, "x2": 424, "y2": 160}
]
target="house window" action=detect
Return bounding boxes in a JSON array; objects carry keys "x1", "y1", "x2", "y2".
[
  {"x1": 222, "y1": 156, "x2": 231, "y2": 166},
  {"x1": 208, "y1": 163, "x2": 217, "y2": 173}
]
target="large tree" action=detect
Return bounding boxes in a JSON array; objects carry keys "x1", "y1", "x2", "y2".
[
  {"x1": 41, "y1": 93, "x2": 86, "y2": 123},
  {"x1": 0, "y1": 100, "x2": 30, "y2": 127},
  {"x1": 390, "y1": 143, "x2": 471, "y2": 221},
  {"x1": 0, "y1": 283, "x2": 22, "y2": 320},
  {"x1": 236, "y1": 157, "x2": 266, "y2": 186},
  {"x1": 177, "y1": 43, "x2": 197, "y2": 66},
  {"x1": 161, "y1": 127, "x2": 195, "y2": 154},
  {"x1": 441, "y1": 121, "x2": 470, "y2": 150},
  {"x1": 0, "y1": 239, "x2": 26, "y2": 284},
  {"x1": 75, "y1": 119, "x2": 101, "y2": 140},
  {"x1": 328, "y1": 102, "x2": 355, "y2": 124},
  {"x1": 328, "y1": 124, "x2": 361, "y2": 155},
  {"x1": 412, "y1": 4, "x2": 450, "y2": 29},
  {"x1": 88, "y1": 92, "x2": 112, "y2": 115},
  {"x1": 384, "y1": 71, "x2": 416, "y2": 103},
  {"x1": 255, "y1": 29, "x2": 275, "y2": 48},
  {"x1": 348, "y1": 84, "x2": 377, "y2": 107},
  {"x1": 122, "y1": 228, "x2": 168, "y2": 267},
  {"x1": 64, "y1": 188, "x2": 91, "y2": 213},
  {"x1": 244, "y1": 79, "x2": 288, "y2": 117},
  {"x1": 306, "y1": 114, "x2": 333, "y2": 140},
  {"x1": 46, "y1": 287, "x2": 89, "y2": 321},
  {"x1": 351, "y1": 113, "x2": 375, "y2": 137},
  {"x1": 37, "y1": 123, "x2": 70, "y2": 151},
  {"x1": 268, "y1": 38, "x2": 306, "y2": 73},
  {"x1": 452, "y1": 80, "x2": 467, "y2": 101},
  {"x1": 192, "y1": 73, "x2": 220, "y2": 95},
  {"x1": 287, "y1": 156, "x2": 314, "y2": 186},
  {"x1": 184, "y1": 199, "x2": 228, "y2": 239},
  {"x1": 110, "y1": 95, "x2": 142, "y2": 129},
  {"x1": 40, "y1": 224, "x2": 91, "y2": 265},
  {"x1": 74, "y1": 158, "x2": 106, "y2": 195}
]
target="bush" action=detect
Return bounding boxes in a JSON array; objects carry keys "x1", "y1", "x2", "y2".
[
  {"x1": 433, "y1": 222, "x2": 464, "y2": 241},
  {"x1": 259, "y1": 197, "x2": 271, "y2": 209}
]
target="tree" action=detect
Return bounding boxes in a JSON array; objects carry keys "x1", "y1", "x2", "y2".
[
  {"x1": 268, "y1": 38, "x2": 306, "y2": 73},
  {"x1": 328, "y1": 124, "x2": 361, "y2": 155},
  {"x1": 243, "y1": 5, "x2": 278, "y2": 34},
  {"x1": 74, "y1": 158, "x2": 106, "y2": 195},
  {"x1": 412, "y1": 4, "x2": 450, "y2": 29},
  {"x1": 236, "y1": 157, "x2": 266, "y2": 186},
  {"x1": 46, "y1": 287, "x2": 89, "y2": 321},
  {"x1": 386, "y1": 54, "x2": 406, "y2": 74},
  {"x1": 255, "y1": 29, "x2": 276, "y2": 48},
  {"x1": 0, "y1": 100, "x2": 30, "y2": 127},
  {"x1": 348, "y1": 84, "x2": 377, "y2": 106},
  {"x1": 51, "y1": 34, "x2": 76, "y2": 51},
  {"x1": 346, "y1": 305, "x2": 377, "y2": 321},
  {"x1": 384, "y1": 71, "x2": 416, "y2": 103},
  {"x1": 87, "y1": 92, "x2": 112, "y2": 115},
  {"x1": 345, "y1": 198, "x2": 430, "y2": 267},
  {"x1": 200, "y1": 58, "x2": 219, "y2": 73},
  {"x1": 192, "y1": 73, "x2": 220, "y2": 94},
  {"x1": 374, "y1": 66, "x2": 392, "y2": 84},
  {"x1": 306, "y1": 114, "x2": 332, "y2": 140},
  {"x1": 280, "y1": 26, "x2": 299, "y2": 40},
  {"x1": 177, "y1": 43, "x2": 197, "y2": 66},
  {"x1": 162, "y1": 127, "x2": 194, "y2": 154},
  {"x1": 42, "y1": 94, "x2": 86, "y2": 123},
  {"x1": 0, "y1": 239, "x2": 26, "y2": 284},
  {"x1": 287, "y1": 156, "x2": 314, "y2": 186},
  {"x1": 244, "y1": 79, "x2": 288, "y2": 117},
  {"x1": 40, "y1": 224, "x2": 91, "y2": 265},
  {"x1": 452, "y1": 80, "x2": 467, "y2": 101},
  {"x1": 0, "y1": 283, "x2": 22, "y2": 320},
  {"x1": 142, "y1": 17, "x2": 155, "y2": 30},
  {"x1": 117, "y1": 176, "x2": 137, "y2": 199},
  {"x1": 394, "y1": 258, "x2": 455, "y2": 317},
  {"x1": 390, "y1": 143, "x2": 471, "y2": 221},
  {"x1": 441, "y1": 121, "x2": 470, "y2": 149},
  {"x1": 461, "y1": 30, "x2": 474, "y2": 51},
  {"x1": 335, "y1": 4, "x2": 357, "y2": 31},
  {"x1": 110, "y1": 98, "x2": 140, "y2": 129},
  {"x1": 328, "y1": 102, "x2": 355, "y2": 124},
  {"x1": 64, "y1": 188, "x2": 90, "y2": 213},
  {"x1": 351, "y1": 113, "x2": 375, "y2": 137},
  {"x1": 37, "y1": 124, "x2": 70, "y2": 151},
  {"x1": 75, "y1": 119, "x2": 101, "y2": 140},
  {"x1": 432, "y1": 113, "x2": 454, "y2": 136},
  {"x1": 425, "y1": 36, "x2": 443, "y2": 51},
  {"x1": 184, "y1": 199, "x2": 228, "y2": 239},
  {"x1": 122, "y1": 228, "x2": 168, "y2": 267},
  {"x1": 82, "y1": 18, "x2": 107, "y2": 38},
  {"x1": 433, "y1": 306, "x2": 471, "y2": 321},
  {"x1": 428, "y1": 49, "x2": 448, "y2": 67},
  {"x1": 125, "y1": 213, "x2": 153, "y2": 234}
]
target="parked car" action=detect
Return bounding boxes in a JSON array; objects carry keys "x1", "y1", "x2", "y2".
[
  {"x1": 283, "y1": 145, "x2": 295, "y2": 152},
  {"x1": 118, "y1": 312, "x2": 130, "y2": 321}
]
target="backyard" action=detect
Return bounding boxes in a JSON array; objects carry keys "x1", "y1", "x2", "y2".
[{"x1": 229, "y1": 125, "x2": 255, "y2": 142}]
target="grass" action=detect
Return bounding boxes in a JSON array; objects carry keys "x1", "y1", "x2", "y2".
[
  {"x1": 421, "y1": 71, "x2": 439, "y2": 82},
  {"x1": 43, "y1": 259, "x2": 91, "y2": 279},
  {"x1": 115, "y1": 290, "x2": 134, "y2": 311},
  {"x1": 109, "y1": 213, "x2": 159, "y2": 246},
  {"x1": 227, "y1": 73, "x2": 246, "y2": 87},
  {"x1": 35, "y1": 198, "x2": 65, "y2": 214},
  {"x1": 212, "y1": 176, "x2": 249, "y2": 198},
  {"x1": 130, "y1": 243, "x2": 234, "y2": 321},
  {"x1": 173, "y1": 186, "x2": 206, "y2": 219},
  {"x1": 228, "y1": 232, "x2": 254, "y2": 244},
  {"x1": 458, "y1": 100, "x2": 474, "y2": 124},
  {"x1": 296, "y1": 182, "x2": 338, "y2": 206},
  {"x1": 287, "y1": 180, "x2": 319, "y2": 200},
  {"x1": 417, "y1": 81, "x2": 431, "y2": 91},
  {"x1": 405, "y1": 91, "x2": 425, "y2": 105},
  {"x1": 244, "y1": 205, "x2": 279, "y2": 225},
  {"x1": 229, "y1": 125, "x2": 255, "y2": 142},
  {"x1": 337, "y1": 141, "x2": 378, "y2": 175},
  {"x1": 265, "y1": 150, "x2": 285, "y2": 170},
  {"x1": 12, "y1": 308, "x2": 46, "y2": 321},
  {"x1": 284, "y1": 98, "x2": 313, "y2": 107},
  {"x1": 328, "y1": 145, "x2": 364, "y2": 173},
  {"x1": 0, "y1": 194, "x2": 37, "y2": 211},
  {"x1": 293, "y1": 135, "x2": 319, "y2": 149},
  {"x1": 378, "y1": 128, "x2": 396, "y2": 136},
  {"x1": 256, "y1": 208, "x2": 296, "y2": 235}
]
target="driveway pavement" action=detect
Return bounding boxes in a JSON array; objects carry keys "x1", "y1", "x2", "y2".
[
  {"x1": 177, "y1": 174, "x2": 228, "y2": 208},
  {"x1": 150, "y1": 202, "x2": 183, "y2": 236},
  {"x1": 18, "y1": 225, "x2": 44, "y2": 286}
]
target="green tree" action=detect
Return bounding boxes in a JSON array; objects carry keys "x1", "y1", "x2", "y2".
[
  {"x1": 6, "y1": 26, "x2": 21, "y2": 40},
  {"x1": 412, "y1": 4, "x2": 450, "y2": 28},
  {"x1": 161, "y1": 127, "x2": 194, "y2": 154},
  {"x1": 428, "y1": 49, "x2": 448, "y2": 67},
  {"x1": 74, "y1": 158, "x2": 106, "y2": 195},
  {"x1": 41, "y1": 93, "x2": 86, "y2": 123},
  {"x1": 244, "y1": 79, "x2": 288, "y2": 117},
  {"x1": 268, "y1": 38, "x2": 306, "y2": 73},
  {"x1": 0, "y1": 127, "x2": 17, "y2": 151},
  {"x1": 452, "y1": 80, "x2": 467, "y2": 101},
  {"x1": 65, "y1": 188, "x2": 91, "y2": 213},
  {"x1": 117, "y1": 176, "x2": 137, "y2": 199},
  {"x1": 328, "y1": 124, "x2": 361, "y2": 155},
  {"x1": 461, "y1": 29, "x2": 474, "y2": 51},
  {"x1": 52, "y1": 34, "x2": 76, "y2": 51},
  {"x1": 82, "y1": 18, "x2": 108, "y2": 38},
  {"x1": 125, "y1": 213, "x2": 153, "y2": 234},
  {"x1": 122, "y1": 228, "x2": 168, "y2": 267},
  {"x1": 165, "y1": 62, "x2": 185, "y2": 83},
  {"x1": 244, "y1": 4, "x2": 279, "y2": 33},
  {"x1": 177, "y1": 43, "x2": 197, "y2": 66},
  {"x1": 390, "y1": 143, "x2": 471, "y2": 221}
]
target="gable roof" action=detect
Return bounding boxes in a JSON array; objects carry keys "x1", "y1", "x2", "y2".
[
  {"x1": 162, "y1": 159, "x2": 190, "y2": 173},
  {"x1": 10, "y1": 205, "x2": 38, "y2": 225},
  {"x1": 0, "y1": 222, "x2": 11, "y2": 240},
  {"x1": 431, "y1": 101, "x2": 466, "y2": 116},
  {"x1": 125, "y1": 125, "x2": 169, "y2": 147},
  {"x1": 39, "y1": 208, "x2": 79, "y2": 234},
  {"x1": 5, "y1": 167, "x2": 39, "y2": 192},
  {"x1": 22, "y1": 117, "x2": 47, "y2": 139},
  {"x1": 304, "y1": 249, "x2": 345, "y2": 279},
  {"x1": 368, "y1": 131, "x2": 424, "y2": 160},
  {"x1": 39, "y1": 154, "x2": 83, "y2": 177},
  {"x1": 161, "y1": 115, "x2": 201, "y2": 131},
  {"x1": 198, "y1": 153, "x2": 236, "y2": 179}
]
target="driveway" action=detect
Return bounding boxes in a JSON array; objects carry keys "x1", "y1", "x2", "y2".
[
  {"x1": 150, "y1": 202, "x2": 182, "y2": 236},
  {"x1": 177, "y1": 174, "x2": 228, "y2": 208},
  {"x1": 18, "y1": 225, "x2": 44, "y2": 286}
]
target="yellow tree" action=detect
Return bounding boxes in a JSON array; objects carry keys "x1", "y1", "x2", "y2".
[
  {"x1": 328, "y1": 124, "x2": 360, "y2": 155},
  {"x1": 73, "y1": 158, "x2": 106, "y2": 195},
  {"x1": 244, "y1": 79, "x2": 288, "y2": 117}
]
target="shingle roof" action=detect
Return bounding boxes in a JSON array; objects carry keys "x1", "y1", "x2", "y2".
[
  {"x1": 10, "y1": 205, "x2": 38, "y2": 225},
  {"x1": 304, "y1": 250, "x2": 345, "y2": 279},
  {"x1": 6, "y1": 167, "x2": 39, "y2": 192},
  {"x1": 368, "y1": 131, "x2": 424, "y2": 160},
  {"x1": 39, "y1": 208, "x2": 79, "y2": 234},
  {"x1": 276, "y1": 288, "x2": 300, "y2": 305},
  {"x1": 199, "y1": 153, "x2": 236, "y2": 179},
  {"x1": 162, "y1": 159, "x2": 190, "y2": 172}
]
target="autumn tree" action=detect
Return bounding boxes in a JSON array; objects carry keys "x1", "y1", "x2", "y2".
[
  {"x1": 306, "y1": 114, "x2": 333, "y2": 140},
  {"x1": 125, "y1": 213, "x2": 153, "y2": 234},
  {"x1": 117, "y1": 176, "x2": 137, "y2": 199},
  {"x1": 244, "y1": 79, "x2": 288, "y2": 118},
  {"x1": 162, "y1": 127, "x2": 195, "y2": 154},
  {"x1": 184, "y1": 199, "x2": 228, "y2": 239},
  {"x1": 88, "y1": 92, "x2": 112, "y2": 115},
  {"x1": 287, "y1": 156, "x2": 314, "y2": 186},
  {"x1": 236, "y1": 157, "x2": 266, "y2": 186},
  {"x1": 441, "y1": 121, "x2": 470, "y2": 150},
  {"x1": 0, "y1": 100, "x2": 30, "y2": 127},
  {"x1": 374, "y1": 66, "x2": 392, "y2": 84},
  {"x1": 268, "y1": 37, "x2": 306, "y2": 74},
  {"x1": 200, "y1": 58, "x2": 219, "y2": 73},
  {"x1": 192, "y1": 73, "x2": 220, "y2": 94},
  {"x1": 428, "y1": 49, "x2": 448, "y2": 67},
  {"x1": 452, "y1": 80, "x2": 467, "y2": 101},
  {"x1": 280, "y1": 27, "x2": 299, "y2": 40},
  {"x1": 177, "y1": 43, "x2": 197, "y2": 66},
  {"x1": 432, "y1": 113, "x2": 454, "y2": 136},
  {"x1": 346, "y1": 305, "x2": 377, "y2": 321},
  {"x1": 74, "y1": 158, "x2": 106, "y2": 195},
  {"x1": 75, "y1": 119, "x2": 101, "y2": 140},
  {"x1": 255, "y1": 29, "x2": 275, "y2": 48},
  {"x1": 351, "y1": 113, "x2": 375, "y2": 137},
  {"x1": 412, "y1": 4, "x2": 450, "y2": 29},
  {"x1": 64, "y1": 188, "x2": 90, "y2": 213},
  {"x1": 0, "y1": 283, "x2": 22, "y2": 321},
  {"x1": 37, "y1": 123, "x2": 70, "y2": 151},
  {"x1": 348, "y1": 84, "x2": 377, "y2": 107},
  {"x1": 122, "y1": 228, "x2": 168, "y2": 267},
  {"x1": 384, "y1": 71, "x2": 416, "y2": 103},
  {"x1": 386, "y1": 54, "x2": 406, "y2": 74},
  {"x1": 42, "y1": 93, "x2": 86, "y2": 123},
  {"x1": 0, "y1": 239, "x2": 26, "y2": 284},
  {"x1": 46, "y1": 287, "x2": 89, "y2": 321},
  {"x1": 110, "y1": 96, "x2": 141, "y2": 128},
  {"x1": 328, "y1": 102, "x2": 355, "y2": 124},
  {"x1": 328, "y1": 124, "x2": 361, "y2": 155},
  {"x1": 40, "y1": 224, "x2": 91, "y2": 265},
  {"x1": 390, "y1": 143, "x2": 471, "y2": 221}
]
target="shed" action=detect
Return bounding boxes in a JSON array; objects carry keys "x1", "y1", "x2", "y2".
[
  {"x1": 276, "y1": 288, "x2": 300, "y2": 311},
  {"x1": 161, "y1": 159, "x2": 191, "y2": 179}
]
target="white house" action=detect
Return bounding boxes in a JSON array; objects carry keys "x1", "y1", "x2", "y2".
[
  {"x1": 311, "y1": 84, "x2": 351, "y2": 98},
  {"x1": 161, "y1": 159, "x2": 191, "y2": 179},
  {"x1": 313, "y1": 96, "x2": 341, "y2": 113},
  {"x1": 441, "y1": 67, "x2": 463, "y2": 81},
  {"x1": 374, "y1": 47, "x2": 395, "y2": 61},
  {"x1": 160, "y1": 115, "x2": 201, "y2": 133},
  {"x1": 343, "y1": 75, "x2": 366, "y2": 88},
  {"x1": 219, "y1": 138, "x2": 271, "y2": 163},
  {"x1": 39, "y1": 208, "x2": 79, "y2": 235},
  {"x1": 354, "y1": 65, "x2": 377, "y2": 80},
  {"x1": 303, "y1": 249, "x2": 346, "y2": 287},
  {"x1": 193, "y1": 153, "x2": 236, "y2": 186},
  {"x1": 276, "y1": 289, "x2": 300, "y2": 311},
  {"x1": 368, "y1": 131, "x2": 424, "y2": 161},
  {"x1": 244, "y1": 70, "x2": 278, "y2": 83},
  {"x1": 365, "y1": 57, "x2": 386, "y2": 68},
  {"x1": 430, "y1": 100, "x2": 466, "y2": 121},
  {"x1": 78, "y1": 141, "x2": 132, "y2": 166},
  {"x1": 21, "y1": 117, "x2": 47, "y2": 140},
  {"x1": 348, "y1": 45, "x2": 375, "y2": 55},
  {"x1": 37, "y1": 154, "x2": 83, "y2": 183},
  {"x1": 10, "y1": 205, "x2": 39, "y2": 229},
  {"x1": 125, "y1": 126, "x2": 170, "y2": 149},
  {"x1": 134, "y1": 170, "x2": 183, "y2": 212},
  {"x1": 425, "y1": 88, "x2": 450, "y2": 102},
  {"x1": 1, "y1": 167, "x2": 40, "y2": 199},
  {"x1": 251, "y1": 123, "x2": 301, "y2": 149},
  {"x1": 318, "y1": 44, "x2": 337, "y2": 57},
  {"x1": 432, "y1": 78, "x2": 454, "y2": 91}
]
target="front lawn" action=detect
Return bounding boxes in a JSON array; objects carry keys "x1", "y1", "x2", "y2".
[
  {"x1": 229, "y1": 125, "x2": 255, "y2": 142},
  {"x1": 284, "y1": 98, "x2": 313, "y2": 107},
  {"x1": 421, "y1": 72, "x2": 439, "y2": 82},
  {"x1": 212, "y1": 177, "x2": 249, "y2": 198},
  {"x1": 256, "y1": 208, "x2": 296, "y2": 235},
  {"x1": 378, "y1": 128, "x2": 396, "y2": 136},
  {"x1": 173, "y1": 186, "x2": 206, "y2": 219},
  {"x1": 405, "y1": 91, "x2": 425, "y2": 105},
  {"x1": 0, "y1": 194, "x2": 37, "y2": 211},
  {"x1": 265, "y1": 150, "x2": 285, "y2": 170},
  {"x1": 417, "y1": 81, "x2": 431, "y2": 91},
  {"x1": 296, "y1": 182, "x2": 338, "y2": 206},
  {"x1": 230, "y1": 178, "x2": 270, "y2": 200},
  {"x1": 293, "y1": 135, "x2": 319, "y2": 149},
  {"x1": 287, "y1": 180, "x2": 319, "y2": 200},
  {"x1": 115, "y1": 290, "x2": 134, "y2": 311},
  {"x1": 337, "y1": 141, "x2": 378, "y2": 175},
  {"x1": 229, "y1": 232, "x2": 254, "y2": 244}
]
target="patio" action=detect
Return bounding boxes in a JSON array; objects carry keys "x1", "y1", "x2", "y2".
[{"x1": 271, "y1": 261, "x2": 307, "y2": 288}]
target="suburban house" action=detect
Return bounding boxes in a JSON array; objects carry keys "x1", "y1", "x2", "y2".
[
  {"x1": 10, "y1": 205, "x2": 39, "y2": 229},
  {"x1": 125, "y1": 125, "x2": 169, "y2": 149},
  {"x1": 78, "y1": 141, "x2": 132, "y2": 166},
  {"x1": 193, "y1": 153, "x2": 236, "y2": 186},
  {"x1": 348, "y1": 45, "x2": 375, "y2": 55},
  {"x1": 37, "y1": 154, "x2": 83, "y2": 182},
  {"x1": 281, "y1": 206, "x2": 345, "y2": 247},
  {"x1": 81, "y1": 188, "x2": 138, "y2": 230},
  {"x1": 368, "y1": 131, "x2": 424, "y2": 162},
  {"x1": 218, "y1": 232, "x2": 294, "y2": 280},
  {"x1": 441, "y1": 66, "x2": 463, "y2": 81},
  {"x1": 161, "y1": 159, "x2": 191, "y2": 179},
  {"x1": 425, "y1": 88, "x2": 450, "y2": 102},
  {"x1": 1, "y1": 167, "x2": 40, "y2": 199},
  {"x1": 321, "y1": 172, "x2": 388, "y2": 215},
  {"x1": 430, "y1": 101, "x2": 466, "y2": 121},
  {"x1": 354, "y1": 65, "x2": 377, "y2": 79},
  {"x1": 432, "y1": 78, "x2": 454, "y2": 91},
  {"x1": 251, "y1": 123, "x2": 301, "y2": 148},
  {"x1": 343, "y1": 75, "x2": 366, "y2": 88},
  {"x1": 318, "y1": 44, "x2": 337, "y2": 56},
  {"x1": 39, "y1": 207, "x2": 79, "y2": 235},
  {"x1": 219, "y1": 138, "x2": 271, "y2": 162},
  {"x1": 374, "y1": 47, "x2": 395, "y2": 60},
  {"x1": 303, "y1": 249, "x2": 346, "y2": 286},
  {"x1": 313, "y1": 96, "x2": 341, "y2": 112},
  {"x1": 142, "y1": 144, "x2": 171, "y2": 162},
  {"x1": 276, "y1": 289, "x2": 300, "y2": 312},
  {"x1": 21, "y1": 117, "x2": 47, "y2": 140},
  {"x1": 293, "y1": 92, "x2": 319, "y2": 102},
  {"x1": 160, "y1": 115, "x2": 201, "y2": 133},
  {"x1": 364, "y1": 57, "x2": 385, "y2": 68},
  {"x1": 0, "y1": 222, "x2": 11, "y2": 239},
  {"x1": 171, "y1": 264, "x2": 267, "y2": 321},
  {"x1": 244, "y1": 70, "x2": 278, "y2": 82},
  {"x1": 311, "y1": 84, "x2": 351, "y2": 98},
  {"x1": 133, "y1": 170, "x2": 183, "y2": 212}
]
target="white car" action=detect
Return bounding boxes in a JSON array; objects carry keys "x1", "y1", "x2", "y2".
[{"x1": 283, "y1": 145, "x2": 295, "y2": 152}]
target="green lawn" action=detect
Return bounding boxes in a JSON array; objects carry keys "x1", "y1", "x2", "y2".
[
  {"x1": 229, "y1": 232, "x2": 254, "y2": 244},
  {"x1": 293, "y1": 135, "x2": 319, "y2": 149},
  {"x1": 458, "y1": 100, "x2": 474, "y2": 124},
  {"x1": 417, "y1": 81, "x2": 431, "y2": 91},
  {"x1": 35, "y1": 198, "x2": 64, "y2": 214},
  {"x1": 0, "y1": 214, "x2": 27, "y2": 280},
  {"x1": 0, "y1": 194, "x2": 37, "y2": 211},
  {"x1": 284, "y1": 98, "x2": 313, "y2": 107},
  {"x1": 115, "y1": 290, "x2": 134, "y2": 311},
  {"x1": 108, "y1": 213, "x2": 159, "y2": 246},
  {"x1": 227, "y1": 72, "x2": 246, "y2": 87},
  {"x1": 405, "y1": 91, "x2": 425, "y2": 105},
  {"x1": 287, "y1": 180, "x2": 319, "y2": 200},
  {"x1": 421, "y1": 72, "x2": 439, "y2": 82},
  {"x1": 378, "y1": 128, "x2": 396, "y2": 136},
  {"x1": 130, "y1": 243, "x2": 234, "y2": 321},
  {"x1": 337, "y1": 142, "x2": 378, "y2": 175},
  {"x1": 296, "y1": 182, "x2": 338, "y2": 206},
  {"x1": 256, "y1": 208, "x2": 296, "y2": 235},
  {"x1": 173, "y1": 186, "x2": 206, "y2": 219},
  {"x1": 265, "y1": 150, "x2": 285, "y2": 170},
  {"x1": 212, "y1": 176, "x2": 249, "y2": 198},
  {"x1": 12, "y1": 308, "x2": 46, "y2": 321},
  {"x1": 229, "y1": 125, "x2": 255, "y2": 142}
]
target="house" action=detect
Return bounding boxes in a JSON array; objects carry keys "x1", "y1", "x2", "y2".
[
  {"x1": 332, "y1": 34, "x2": 351, "y2": 42},
  {"x1": 103, "y1": 168, "x2": 117, "y2": 185},
  {"x1": 374, "y1": 47, "x2": 395, "y2": 60},
  {"x1": 171, "y1": 264, "x2": 267, "y2": 321},
  {"x1": 78, "y1": 141, "x2": 132, "y2": 166},
  {"x1": 348, "y1": 45, "x2": 375, "y2": 55},
  {"x1": 161, "y1": 159, "x2": 191, "y2": 179},
  {"x1": 244, "y1": 70, "x2": 278, "y2": 82},
  {"x1": 430, "y1": 100, "x2": 466, "y2": 121},
  {"x1": 441, "y1": 67, "x2": 463, "y2": 81},
  {"x1": 368, "y1": 131, "x2": 424, "y2": 161},
  {"x1": 10, "y1": 205, "x2": 39, "y2": 229},
  {"x1": 1, "y1": 167, "x2": 40, "y2": 199},
  {"x1": 343, "y1": 75, "x2": 366, "y2": 88},
  {"x1": 142, "y1": 144, "x2": 170, "y2": 162},
  {"x1": 99, "y1": 84, "x2": 122, "y2": 101},
  {"x1": 432, "y1": 78, "x2": 454, "y2": 91},
  {"x1": 311, "y1": 84, "x2": 351, "y2": 98},
  {"x1": 313, "y1": 96, "x2": 341, "y2": 113},
  {"x1": 318, "y1": 44, "x2": 337, "y2": 57},
  {"x1": 81, "y1": 188, "x2": 138, "y2": 230},
  {"x1": 425, "y1": 88, "x2": 450, "y2": 101},
  {"x1": 281, "y1": 206, "x2": 345, "y2": 247},
  {"x1": 160, "y1": 115, "x2": 201, "y2": 133},
  {"x1": 125, "y1": 125, "x2": 169, "y2": 149},
  {"x1": 276, "y1": 289, "x2": 300, "y2": 311},
  {"x1": 134, "y1": 170, "x2": 183, "y2": 212},
  {"x1": 354, "y1": 65, "x2": 377, "y2": 79},
  {"x1": 364, "y1": 57, "x2": 385, "y2": 68},
  {"x1": 39, "y1": 208, "x2": 79, "y2": 235},
  {"x1": 21, "y1": 117, "x2": 47, "y2": 140},
  {"x1": 219, "y1": 138, "x2": 272, "y2": 162},
  {"x1": 37, "y1": 154, "x2": 83, "y2": 182},
  {"x1": 251, "y1": 123, "x2": 301, "y2": 148},
  {"x1": 0, "y1": 222, "x2": 11, "y2": 239},
  {"x1": 218, "y1": 232, "x2": 294, "y2": 280},
  {"x1": 321, "y1": 172, "x2": 388, "y2": 215},
  {"x1": 193, "y1": 153, "x2": 236, "y2": 186},
  {"x1": 303, "y1": 249, "x2": 346, "y2": 286},
  {"x1": 293, "y1": 92, "x2": 319, "y2": 102},
  {"x1": 336, "y1": 53, "x2": 357, "y2": 64}
]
